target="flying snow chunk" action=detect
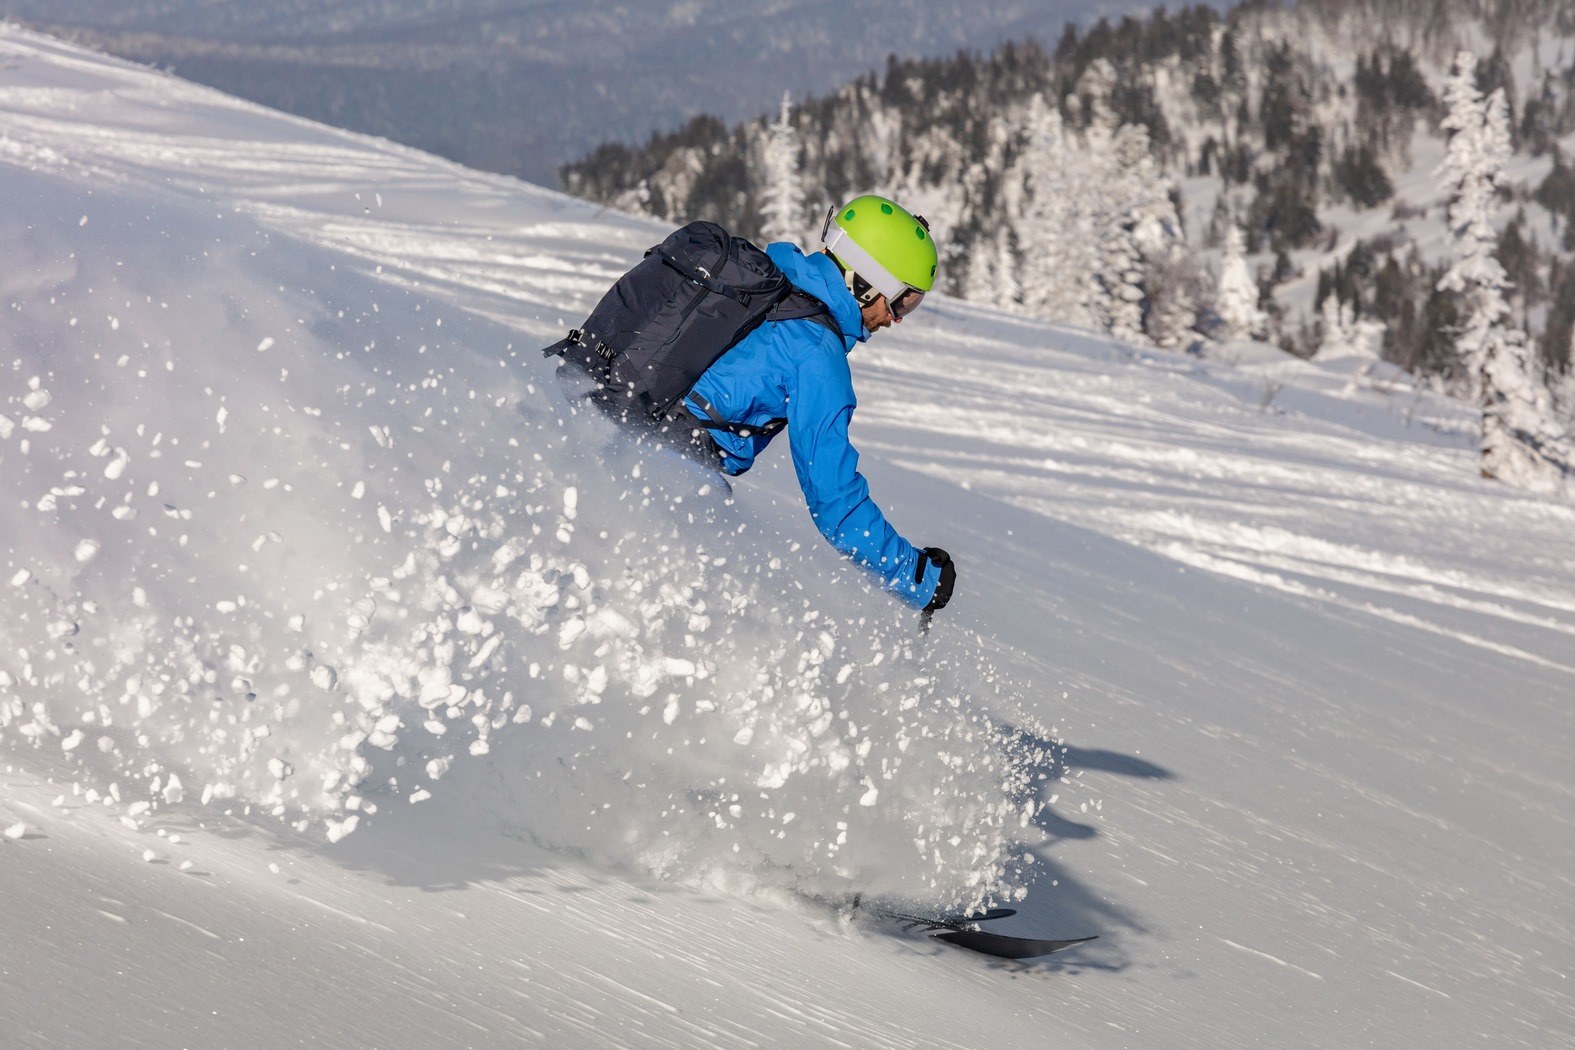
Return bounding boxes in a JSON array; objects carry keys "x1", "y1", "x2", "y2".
[
  {"x1": 257, "y1": 337, "x2": 275, "y2": 352},
  {"x1": 9, "y1": 569, "x2": 30, "y2": 588},
  {"x1": 46, "y1": 619, "x2": 79, "y2": 641},
  {"x1": 558, "y1": 618, "x2": 587, "y2": 648},
  {"x1": 4, "y1": 823, "x2": 27, "y2": 840},
  {"x1": 325, "y1": 815, "x2": 360, "y2": 843},
  {"x1": 105, "y1": 449, "x2": 130, "y2": 479}
]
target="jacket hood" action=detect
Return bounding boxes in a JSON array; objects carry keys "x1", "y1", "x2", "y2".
[{"x1": 767, "y1": 242, "x2": 866, "y2": 347}]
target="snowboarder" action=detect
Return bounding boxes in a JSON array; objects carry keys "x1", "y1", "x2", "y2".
[{"x1": 656, "y1": 195, "x2": 955, "y2": 617}]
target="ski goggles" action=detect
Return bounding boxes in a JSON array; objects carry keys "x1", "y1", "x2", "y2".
[
  {"x1": 849, "y1": 277, "x2": 924, "y2": 320},
  {"x1": 888, "y1": 285, "x2": 925, "y2": 319}
]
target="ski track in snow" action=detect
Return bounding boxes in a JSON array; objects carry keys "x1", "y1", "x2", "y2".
[
  {"x1": 859, "y1": 323, "x2": 1575, "y2": 674},
  {"x1": 2, "y1": 24, "x2": 1575, "y2": 1050}
]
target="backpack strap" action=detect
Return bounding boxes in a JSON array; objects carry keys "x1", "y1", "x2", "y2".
[
  {"x1": 676, "y1": 391, "x2": 787, "y2": 440},
  {"x1": 671, "y1": 291, "x2": 839, "y2": 440},
  {"x1": 543, "y1": 328, "x2": 598, "y2": 358},
  {"x1": 767, "y1": 289, "x2": 840, "y2": 334}
]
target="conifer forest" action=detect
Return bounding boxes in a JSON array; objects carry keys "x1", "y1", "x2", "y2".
[{"x1": 562, "y1": 0, "x2": 1575, "y2": 491}]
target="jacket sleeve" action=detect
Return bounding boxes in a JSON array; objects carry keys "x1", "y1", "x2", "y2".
[{"x1": 785, "y1": 349, "x2": 937, "y2": 608}]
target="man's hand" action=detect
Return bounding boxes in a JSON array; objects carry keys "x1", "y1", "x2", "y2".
[{"x1": 918, "y1": 547, "x2": 955, "y2": 614}]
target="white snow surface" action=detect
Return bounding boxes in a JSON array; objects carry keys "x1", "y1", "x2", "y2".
[{"x1": 2, "y1": 26, "x2": 1573, "y2": 1050}]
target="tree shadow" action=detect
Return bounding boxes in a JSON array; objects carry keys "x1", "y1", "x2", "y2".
[
  {"x1": 1037, "y1": 744, "x2": 1176, "y2": 839},
  {"x1": 980, "y1": 723, "x2": 1179, "y2": 969}
]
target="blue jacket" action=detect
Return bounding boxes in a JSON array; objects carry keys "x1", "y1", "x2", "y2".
[{"x1": 683, "y1": 243, "x2": 943, "y2": 609}]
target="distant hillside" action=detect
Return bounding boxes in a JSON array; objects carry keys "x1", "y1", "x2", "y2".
[
  {"x1": 4, "y1": 0, "x2": 1156, "y2": 186},
  {"x1": 563, "y1": 0, "x2": 1575, "y2": 391}
]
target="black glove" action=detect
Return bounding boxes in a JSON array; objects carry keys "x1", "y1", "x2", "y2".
[{"x1": 917, "y1": 547, "x2": 956, "y2": 614}]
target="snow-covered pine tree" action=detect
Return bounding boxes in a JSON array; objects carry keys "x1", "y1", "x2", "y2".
[
  {"x1": 1556, "y1": 327, "x2": 1575, "y2": 424},
  {"x1": 1013, "y1": 93, "x2": 1097, "y2": 324},
  {"x1": 1140, "y1": 222, "x2": 1201, "y2": 351},
  {"x1": 1093, "y1": 122, "x2": 1187, "y2": 347},
  {"x1": 1055, "y1": 56, "x2": 1196, "y2": 347},
  {"x1": 964, "y1": 225, "x2": 1021, "y2": 309},
  {"x1": 1437, "y1": 50, "x2": 1570, "y2": 491},
  {"x1": 760, "y1": 92, "x2": 804, "y2": 246},
  {"x1": 1216, "y1": 223, "x2": 1269, "y2": 340},
  {"x1": 1006, "y1": 77, "x2": 1195, "y2": 349},
  {"x1": 1318, "y1": 293, "x2": 1354, "y2": 356},
  {"x1": 1070, "y1": 61, "x2": 1147, "y2": 345},
  {"x1": 1316, "y1": 292, "x2": 1385, "y2": 394}
]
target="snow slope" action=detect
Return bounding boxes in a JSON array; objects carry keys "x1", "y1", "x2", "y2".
[{"x1": 2, "y1": 26, "x2": 1573, "y2": 1050}]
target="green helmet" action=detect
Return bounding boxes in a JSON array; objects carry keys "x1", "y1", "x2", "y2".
[{"x1": 821, "y1": 195, "x2": 937, "y2": 315}]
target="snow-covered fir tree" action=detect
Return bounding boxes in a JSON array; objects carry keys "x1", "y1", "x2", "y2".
[
  {"x1": 965, "y1": 224, "x2": 1022, "y2": 309},
  {"x1": 1216, "y1": 224, "x2": 1268, "y2": 340},
  {"x1": 1318, "y1": 294, "x2": 1353, "y2": 356},
  {"x1": 1135, "y1": 218, "x2": 1199, "y2": 352},
  {"x1": 1092, "y1": 122, "x2": 1191, "y2": 347},
  {"x1": 1437, "y1": 50, "x2": 1570, "y2": 491},
  {"x1": 1091, "y1": 126, "x2": 1150, "y2": 344},
  {"x1": 1013, "y1": 93, "x2": 1097, "y2": 326},
  {"x1": 759, "y1": 92, "x2": 804, "y2": 246},
  {"x1": 1006, "y1": 83, "x2": 1192, "y2": 347},
  {"x1": 1316, "y1": 294, "x2": 1382, "y2": 362},
  {"x1": 1555, "y1": 329, "x2": 1575, "y2": 425},
  {"x1": 1316, "y1": 294, "x2": 1386, "y2": 395}
]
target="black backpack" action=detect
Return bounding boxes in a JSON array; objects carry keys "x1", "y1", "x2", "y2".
[{"x1": 542, "y1": 221, "x2": 835, "y2": 432}]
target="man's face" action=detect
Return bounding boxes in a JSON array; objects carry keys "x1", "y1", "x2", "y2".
[{"x1": 861, "y1": 294, "x2": 898, "y2": 333}]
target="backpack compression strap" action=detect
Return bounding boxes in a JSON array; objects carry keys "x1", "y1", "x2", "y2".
[
  {"x1": 672, "y1": 291, "x2": 841, "y2": 440},
  {"x1": 678, "y1": 391, "x2": 787, "y2": 439}
]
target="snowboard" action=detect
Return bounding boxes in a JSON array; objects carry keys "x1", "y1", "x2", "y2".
[
  {"x1": 875, "y1": 907, "x2": 1097, "y2": 960},
  {"x1": 829, "y1": 896, "x2": 1096, "y2": 961}
]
